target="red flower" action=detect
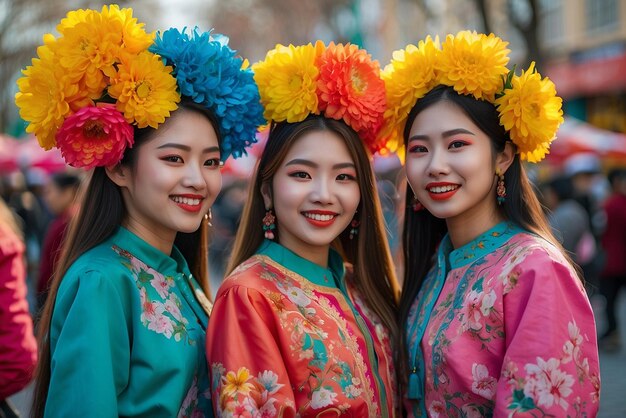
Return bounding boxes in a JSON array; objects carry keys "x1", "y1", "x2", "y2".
[
  {"x1": 316, "y1": 43, "x2": 386, "y2": 154},
  {"x1": 56, "y1": 103, "x2": 134, "y2": 168}
]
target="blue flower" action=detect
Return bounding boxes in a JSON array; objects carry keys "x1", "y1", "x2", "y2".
[{"x1": 151, "y1": 28, "x2": 265, "y2": 160}]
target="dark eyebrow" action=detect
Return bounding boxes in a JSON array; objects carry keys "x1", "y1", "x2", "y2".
[
  {"x1": 156, "y1": 143, "x2": 220, "y2": 153},
  {"x1": 409, "y1": 128, "x2": 476, "y2": 142},
  {"x1": 285, "y1": 159, "x2": 355, "y2": 170}
]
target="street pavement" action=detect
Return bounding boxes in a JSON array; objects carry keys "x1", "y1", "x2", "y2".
[{"x1": 593, "y1": 291, "x2": 626, "y2": 418}]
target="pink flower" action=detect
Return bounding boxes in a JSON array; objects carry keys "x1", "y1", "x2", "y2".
[
  {"x1": 56, "y1": 103, "x2": 133, "y2": 169},
  {"x1": 151, "y1": 273, "x2": 172, "y2": 299},
  {"x1": 471, "y1": 363, "x2": 497, "y2": 399},
  {"x1": 562, "y1": 321, "x2": 583, "y2": 363},
  {"x1": 428, "y1": 400, "x2": 446, "y2": 417},
  {"x1": 524, "y1": 357, "x2": 574, "y2": 410},
  {"x1": 148, "y1": 313, "x2": 174, "y2": 338}
]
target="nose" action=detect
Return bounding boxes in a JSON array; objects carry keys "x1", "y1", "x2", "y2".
[
  {"x1": 426, "y1": 148, "x2": 449, "y2": 177},
  {"x1": 182, "y1": 163, "x2": 208, "y2": 190},
  {"x1": 310, "y1": 176, "x2": 333, "y2": 204}
]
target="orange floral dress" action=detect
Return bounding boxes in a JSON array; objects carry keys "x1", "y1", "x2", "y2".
[{"x1": 207, "y1": 240, "x2": 398, "y2": 417}]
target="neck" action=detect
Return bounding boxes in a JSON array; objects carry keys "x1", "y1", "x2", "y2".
[
  {"x1": 279, "y1": 240, "x2": 329, "y2": 268},
  {"x1": 446, "y1": 207, "x2": 504, "y2": 249},
  {"x1": 122, "y1": 217, "x2": 175, "y2": 255}
]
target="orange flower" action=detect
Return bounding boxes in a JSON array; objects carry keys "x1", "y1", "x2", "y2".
[{"x1": 316, "y1": 43, "x2": 386, "y2": 153}]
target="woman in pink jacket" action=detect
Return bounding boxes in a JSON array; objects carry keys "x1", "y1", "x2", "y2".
[
  {"x1": 0, "y1": 196, "x2": 37, "y2": 411},
  {"x1": 383, "y1": 31, "x2": 601, "y2": 417}
]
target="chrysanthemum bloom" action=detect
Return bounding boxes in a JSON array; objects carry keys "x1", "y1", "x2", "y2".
[
  {"x1": 316, "y1": 43, "x2": 386, "y2": 154},
  {"x1": 380, "y1": 36, "x2": 440, "y2": 158},
  {"x1": 15, "y1": 42, "x2": 89, "y2": 150},
  {"x1": 52, "y1": 4, "x2": 154, "y2": 100},
  {"x1": 151, "y1": 28, "x2": 265, "y2": 160},
  {"x1": 437, "y1": 31, "x2": 510, "y2": 102},
  {"x1": 109, "y1": 51, "x2": 180, "y2": 129},
  {"x1": 496, "y1": 62, "x2": 564, "y2": 163},
  {"x1": 55, "y1": 104, "x2": 134, "y2": 169},
  {"x1": 253, "y1": 43, "x2": 323, "y2": 123}
]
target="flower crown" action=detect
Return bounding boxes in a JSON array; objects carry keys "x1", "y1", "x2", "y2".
[
  {"x1": 15, "y1": 5, "x2": 264, "y2": 169},
  {"x1": 381, "y1": 31, "x2": 564, "y2": 163},
  {"x1": 252, "y1": 41, "x2": 387, "y2": 155}
]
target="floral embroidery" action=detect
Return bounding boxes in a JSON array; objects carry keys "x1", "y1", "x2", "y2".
[
  {"x1": 212, "y1": 255, "x2": 391, "y2": 418},
  {"x1": 212, "y1": 365, "x2": 287, "y2": 417},
  {"x1": 113, "y1": 245, "x2": 193, "y2": 344},
  {"x1": 178, "y1": 376, "x2": 199, "y2": 418},
  {"x1": 470, "y1": 363, "x2": 496, "y2": 399},
  {"x1": 406, "y1": 227, "x2": 599, "y2": 417}
]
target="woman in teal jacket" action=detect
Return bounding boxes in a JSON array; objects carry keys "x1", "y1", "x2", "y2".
[{"x1": 16, "y1": 5, "x2": 263, "y2": 417}]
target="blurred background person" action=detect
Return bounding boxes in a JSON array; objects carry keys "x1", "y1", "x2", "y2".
[
  {"x1": 598, "y1": 168, "x2": 626, "y2": 352},
  {"x1": 0, "y1": 195, "x2": 37, "y2": 417},
  {"x1": 540, "y1": 174, "x2": 597, "y2": 270},
  {"x1": 37, "y1": 171, "x2": 81, "y2": 312},
  {"x1": 563, "y1": 153, "x2": 608, "y2": 290}
]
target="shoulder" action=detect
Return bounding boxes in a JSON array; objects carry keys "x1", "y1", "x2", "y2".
[
  {"x1": 498, "y1": 232, "x2": 580, "y2": 291},
  {"x1": 218, "y1": 255, "x2": 287, "y2": 294},
  {"x1": 58, "y1": 241, "x2": 140, "y2": 298}
]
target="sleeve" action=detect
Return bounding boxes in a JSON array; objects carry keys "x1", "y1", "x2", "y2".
[
  {"x1": 207, "y1": 284, "x2": 297, "y2": 418},
  {"x1": 493, "y1": 250, "x2": 600, "y2": 417},
  {"x1": 45, "y1": 268, "x2": 131, "y2": 417},
  {"x1": 0, "y1": 237, "x2": 37, "y2": 399}
]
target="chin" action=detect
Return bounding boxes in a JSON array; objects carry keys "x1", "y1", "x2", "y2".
[{"x1": 177, "y1": 221, "x2": 203, "y2": 234}]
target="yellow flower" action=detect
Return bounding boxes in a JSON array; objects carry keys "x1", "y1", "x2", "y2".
[
  {"x1": 380, "y1": 36, "x2": 440, "y2": 160},
  {"x1": 52, "y1": 4, "x2": 154, "y2": 99},
  {"x1": 56, "y1": 8, "x2": 95, "y2": 32},
  {"x1": 15, "y1": 41, "x2": 90, "y2": 149},
  {"x1": 253, "y1": 42, "x2": 323, "y2": 123},
  {"x1": 222, "y1": 367, "x2": 254, "y2": 397},
  {"x1": 496, "y1": 62, "x2": 563, "y2": 163},
  {"x1": 108, "y1": 51, "x2": 180, "y2": 129},
  {"x1": 437, "y1": 31, "x2": 510, "y2": 102}
]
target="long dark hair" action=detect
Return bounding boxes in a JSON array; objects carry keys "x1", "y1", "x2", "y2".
[
  {"x1": 398, "y1": 85, "x2": 567, "y2": 384},
  {"x1": 227, "y1": 114, "x2": 400, "y2": 345},
  {"x1": 31, "y1": 99, "x2": 219, "y2": 418}
]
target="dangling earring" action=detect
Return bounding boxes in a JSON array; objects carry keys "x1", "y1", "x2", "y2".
[
  {"x1": 349, "y1": 214, "x2": 360, "y2": 240},
  {"x1": 412, "y1": 195, "x2": 424, "y2": 212},
  {"x1": 262, "y1": 209, "x2": 276, "y2": 240},
  {"x1": 205, "y1": 208, "x2": 213, "y2": 227},
  {"x1": 496, "y1": 168, "x2": 506, "y2": 205}
]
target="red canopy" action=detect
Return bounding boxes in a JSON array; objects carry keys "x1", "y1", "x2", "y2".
[
  {"x1": 548, "y1": 117, "x2": 626, "y2": 166},
  {"x1": 0, "y1": 135, "x2": 67, "y2": 174}
]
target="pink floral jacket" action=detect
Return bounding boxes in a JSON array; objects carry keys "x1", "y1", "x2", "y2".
[{"x1": 405, "y1": 222, "x2": 600, "y2": 417}]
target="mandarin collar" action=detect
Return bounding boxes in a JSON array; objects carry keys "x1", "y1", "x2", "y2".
[
  {"x1": 257, "y1": 239, "x2": 345, "y2": 288},
  {"x1": 108, "y1": 227, "x2": 191, "y2": 277},
  {"x1": 441, "y1": 221, "x2": 523, "y2": 269}
]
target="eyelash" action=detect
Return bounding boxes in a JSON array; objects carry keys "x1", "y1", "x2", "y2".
[
  {"x1": 205, "y1": 158, "x2": 221, "y2": 167},
  {"x1": 162, "y1": 156, "x2": 221, "y2": 167},
  {"x1": 337, "y1": 173, "x2": 356, "y2": 181},
  {"x1": 287, "y1": 171, "x2": 356, "y2": 181},
  {"x1": 288, "y1": 171, "x2": 311, "y2": 179},
  {"x1": 449, "y1": 140, "x2": 468, "y2": 149},
  {"x1": 408, "y1": 140, "x2": 469, "y2": 153}
]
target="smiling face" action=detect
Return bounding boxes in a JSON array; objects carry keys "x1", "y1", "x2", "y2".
[
  {"x1": 406, "y1": 100, "x2": 503, "y2": 233},
  {"x1": 263, "y1": 129, "x2": 361, "y2": 266},
  {"x1": 108, "y1": 108, "x2": 222, "y2": 252}
]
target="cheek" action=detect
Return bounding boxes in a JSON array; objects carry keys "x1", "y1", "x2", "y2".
[
  {"x1": 405, "y1": 160, "x2": 423, "y2": 189},
  {"x1": 205, "y1": 171, "x2": 223, "y2": 205},
  {"x1": 344, "y1": 185, "x2": 361, "y2": 212}
]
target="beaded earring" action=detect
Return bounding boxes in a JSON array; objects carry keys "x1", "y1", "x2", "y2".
[
  {"x1": 262, "y1": 209, "x2": 276, "y2": 240},
  {"x1": 496, "y1": 168, "x2": 506, "y2": 205}
]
